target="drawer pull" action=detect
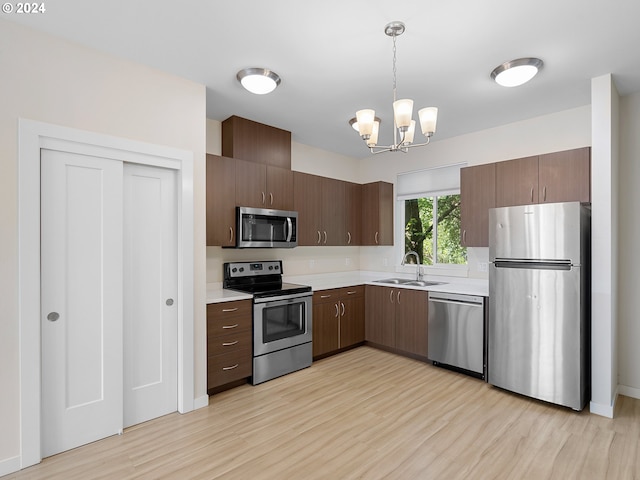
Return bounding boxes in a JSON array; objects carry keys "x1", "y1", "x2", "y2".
[
  {"x1": 346, "y1": 291, "x2": 356, "y2": 295},
  {"x1": 222, "y1": 324, "x2": 239, "y2": 329},
  {"x1": 320, "y1": 294, "x2": 332, "y2": 299},
  {"x1": 222, "y1": 307, "x2": 238, "y2": 312},
  {"x1": 222, "y1": 340, "x2": 239, "y2": 346},
  {"x1": 222, "y1": 364, "x2": 239, "y2": 371}
]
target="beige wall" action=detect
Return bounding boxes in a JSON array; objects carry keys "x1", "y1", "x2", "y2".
[
  {"x1": 0, "y1": 19, "x2": 206, "y2": 467},
  {"x1": 618, "y1": 90, "x2": 640, "y2": 395}
]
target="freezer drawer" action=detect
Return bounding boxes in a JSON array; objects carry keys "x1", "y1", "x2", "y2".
[
  {"x1": 428, "y1": 292, "x2": 485, "y2": 377},
  {"x1": 488, "y1": 264, "x2": 587, "y2": 410}
]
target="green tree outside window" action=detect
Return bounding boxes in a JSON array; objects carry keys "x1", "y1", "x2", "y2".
[{"x1": 404, "y1": 194, "x2": 466, "y2": 265}]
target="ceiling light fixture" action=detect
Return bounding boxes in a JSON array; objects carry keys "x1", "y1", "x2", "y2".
[
  {"x1": 237, "y1": 67, "x2": 281, "y2": 95},
  {"x1": 491, "y1": 57, "x2": 543, "y2": 87},
  {"x1": 352, "y1": 21, "x2": 438, "y2": 154}
]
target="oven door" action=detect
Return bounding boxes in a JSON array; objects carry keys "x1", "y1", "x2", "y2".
[{"x1": 253, "y1": 292, "x2": 312, "y2": 356}]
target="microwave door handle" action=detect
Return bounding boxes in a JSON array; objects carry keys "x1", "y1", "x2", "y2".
[{"x1": 286, "y1": 217, "x2": 293, "y2": 242}]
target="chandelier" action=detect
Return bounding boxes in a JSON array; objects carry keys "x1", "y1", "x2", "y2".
[{"x1": 352, "y1": 22, "x2": 438, "y2": 154}]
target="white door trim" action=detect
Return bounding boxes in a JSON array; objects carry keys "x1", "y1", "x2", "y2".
[{"x1": 18, "y1": 119, "x2": 195, "y2": 469}]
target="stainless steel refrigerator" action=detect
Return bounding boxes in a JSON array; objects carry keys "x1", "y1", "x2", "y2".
[{"x1": 488, "y1": 202, "x2": 590, "y2": 410}]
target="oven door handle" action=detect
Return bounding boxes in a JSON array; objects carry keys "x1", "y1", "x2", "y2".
[{"x1": 253, "y1": 291, "x2": 312, "y2": 304}]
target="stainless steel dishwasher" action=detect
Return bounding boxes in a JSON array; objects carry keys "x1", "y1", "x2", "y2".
[{"x1": 428, "y1": 292, "x2": 486, "y2": 379}]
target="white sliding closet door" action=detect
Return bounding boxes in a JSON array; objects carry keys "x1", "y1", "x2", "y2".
[
  {"x1": 41, "y1": 149, "x2": 124, "y2": 457},
  {"x1": 123, "y1": 164, "x2": 178, "y2": 428}
]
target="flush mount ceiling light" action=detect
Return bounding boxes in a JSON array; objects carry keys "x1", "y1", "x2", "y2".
[
  {"x1": 236, "y1": 67, "x2": 281, "y2": 95},
  {"x1": 491, "y1": 57, "x2": 543, "y2": 87},
  {"x1": 352, "y1": 21, "x2": 438, "y2": 154}
]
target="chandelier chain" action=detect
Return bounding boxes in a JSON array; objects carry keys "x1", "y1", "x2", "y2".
[{"x1": 392, "y1": 33, "x2": 397, "y2": 102}]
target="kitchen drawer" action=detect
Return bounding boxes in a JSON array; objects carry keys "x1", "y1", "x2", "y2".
[
  {"x1": 207, "y1": 299, "x2": 252, "y2": 320},
  {"x1": 338, "y1": 285, "x2": 364, "y2": 298},
  {"x1": 207, "y1": 328, "x2": 252, "y2": 357},
  {"x1": 314, "y1": 285, "x2": 364, "y2": 304},
  {"x1": 207, "y1": 303, "x2": 252, "y2": 337},
  {"x1": 207, "y1": 348, "x2": 252, "y2": 388}
]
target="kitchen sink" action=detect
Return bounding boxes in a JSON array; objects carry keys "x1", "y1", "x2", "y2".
[{"x1": 374, "y1": 278, "x2": 447, "y2": 287}]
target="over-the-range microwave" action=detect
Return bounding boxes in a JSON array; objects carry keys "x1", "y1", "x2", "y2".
[{"x1": 230, "y1": 206, "x2": 298, "y2": 248}]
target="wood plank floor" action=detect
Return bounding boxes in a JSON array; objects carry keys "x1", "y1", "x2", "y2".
[{"x1": 5, "y1": 346, "x2": 640, "y2": 479}]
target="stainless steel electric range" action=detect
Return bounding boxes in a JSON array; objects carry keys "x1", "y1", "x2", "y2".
[{"x1": 223, "y1": 260, "x2": 313, "y2": 384}]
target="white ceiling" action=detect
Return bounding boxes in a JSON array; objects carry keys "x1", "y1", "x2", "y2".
[{"x1": 7, "y1": 0, "x2": 640, "y2": 159}]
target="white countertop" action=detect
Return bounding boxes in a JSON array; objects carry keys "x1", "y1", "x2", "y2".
[{"x1": 207, "y1": 270, "x2": 488, "y2": 303}]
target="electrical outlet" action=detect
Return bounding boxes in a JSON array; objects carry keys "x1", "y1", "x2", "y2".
[{"x1": 478, "y1": 262, "x2": 488, "y2": 272}]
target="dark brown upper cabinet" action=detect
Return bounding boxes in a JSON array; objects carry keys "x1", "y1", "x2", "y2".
[{"x1": 222, "y1": 115, "x2": 291, "y2": 169}]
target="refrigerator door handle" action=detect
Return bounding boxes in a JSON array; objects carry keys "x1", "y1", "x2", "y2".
[{"x1": 494, "y1": 259, "x2": 572, "y2": 270}]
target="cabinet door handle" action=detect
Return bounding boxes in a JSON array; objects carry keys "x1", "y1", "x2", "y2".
[
  {"x1": 222, "y1": 364, "x2": 239, "y2": 371},
  {"x1": 261, "y1": 192, "x2": 266, "y2": 205},
  {"x1": 347, "y1": 232, "x2": 352, "y2": 244},
  {"x1": 389, "y1": 290, "x2": 394, "y2": 303},
  {"x1": 341, "y1": 302, "x2": 345, "y2": 316},
  {"x1": 320, "y1": 294, "x2": 332, "y2": 299},
  {"x1": 397, "y1": 291, "x2": 401, "y2": 303},
  {"x1": 375, "y1": 232, "x2": 379, "y2": 244},
  {"x1": 462, "y1": 230, "x2": 466, "y2": 244},
  {"x1": 222, "y1": 340, "x2": 239, "y2": 346},
  {"x1": 222, "y1": 323, "x2": 239, "y2": 329},
  {"x1": 334, "y1": 303, "x2": 339, "y2": 318},
  {"x1": 317, "y1": 231, "x2": 321, "y2": 244},
  {"x1": 222, "y1": 307, "x2": 238, "y2": 313},
  {"x1": 530, "y1": 187, "x2": 534, "y2": 203},
  {"x1": 543, "y1": 186, "x2": 547, "y2": 202},
  {"x1": 323, "y1": 231, "x2": 327, "y2": 244},
  {"x1": 229, "y1": 227, "x2": 234, "y2": 244},
  {"x1": 270, "y1": 192, "x2": 274, "y2": 205}
]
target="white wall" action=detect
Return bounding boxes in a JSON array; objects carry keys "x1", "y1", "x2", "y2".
[
  {"x1": 618, "y1": 90, "x2": 640, "y2": 397},
  {"x1": 0, "y1": 19, "x2": 206, "y2": 472},
  {"x1": 590, "y1": 75, "x2": 619, "y2": 417}
]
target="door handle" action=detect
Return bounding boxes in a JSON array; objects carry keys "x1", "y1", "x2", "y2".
[
  {"x1": 462, "y1": 230, "x2": 466, "y2": 244},
  {"x1": 261, "y1": 192, "x2": 266, "y2": 204},
  {"x1": 323, "y1": 231, "x2": 327, "y2": 244},
  {"x1": 397, "y1": 291, "x2": 401, "y2": 303},
  {"x1": 47, "y1": 312, "x2": 60, "y2": 322},
  {"x1": 166, "y1": 298, "x2": 174, "y2": 306},
  {"x1": 222, "y1": 324, "x2": 239, "y2": 329},
  {"x1": 530, "y1": 187, "x2": 534, "y2": 203},
  {"x1": 341, "y1": 302, "x2": 345, "y2": 316},
  {"x1": 543, "y1": 186, "x2": 547, "y2": 202},
  {"x1": 222, "y1": 364, "x2": 239, "y2": 371},
  {"x1": 347, "y1": 231, "x2": 351, "y2": 244},
  {"x1": 375, "y1": 232, "x2": 379, "y2": 244},
  {"x1": 222, "y1": 340, "x2": 239, "y2": 346},
  {"x1": 270, "y1": 192, "x2": 274, "y2": 205},
  {"x1": 229, "y1": 227, "x2": 234, "y2": 244},
  {"x1": 389, "y1": 290, "x2": 394, "y2": 303},
  {"x1": 317, "y1": 231, "x2": 321, "y2": 244},
  {"x1": 334, "y1": 303, "x2": 339, "y2": 318}
]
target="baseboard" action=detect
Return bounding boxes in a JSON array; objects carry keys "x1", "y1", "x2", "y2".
[
  {"x1": 193, "y1": 394, "x2": 209, "y2": 410},
  {"x1": 589, "y1": 384, "x2": 619, "y2": 418},
  {"x1": 618, "y1": 384, "x2": 640, "y2": 400},
  {"x1": 0, "y1": 455, "x2": 21, "y2": 476}
]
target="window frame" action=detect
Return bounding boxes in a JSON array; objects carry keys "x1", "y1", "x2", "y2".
[{"x1": 395, "y1": 177, "x2": 469, "y2": 277}]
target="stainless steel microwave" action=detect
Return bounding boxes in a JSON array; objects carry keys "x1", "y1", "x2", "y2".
[{"x1": 234, "y1": 206, "x2": 298, "y2": 248}]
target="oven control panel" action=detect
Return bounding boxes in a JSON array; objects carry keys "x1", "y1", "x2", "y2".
[{"x1": 225, "y1": 260, "x2": 282, "y2": 278}]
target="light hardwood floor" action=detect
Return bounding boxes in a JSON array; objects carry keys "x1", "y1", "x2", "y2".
[{"x1": 5, "y1": 346, "x2": 640, "y2": 479}]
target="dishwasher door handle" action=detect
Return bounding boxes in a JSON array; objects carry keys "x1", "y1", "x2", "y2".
[{"x1": 429, "y1": 297, "x2": 483, "y2": 307}]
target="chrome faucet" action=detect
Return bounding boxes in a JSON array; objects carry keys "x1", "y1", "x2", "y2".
[{"x1": 401, "y1": 250, "x2": 423, "y2": 281}]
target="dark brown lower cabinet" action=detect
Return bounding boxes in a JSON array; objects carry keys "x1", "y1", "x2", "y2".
[
  {"x1": 207, "y1": 299, "x2": 253, "y2": 393},
  {"x1": 365, "y1": 285, "x2": 428, "y2": 358},
  {"x1": 313, "y1": 286, "x2": 365, "y2": 359}
]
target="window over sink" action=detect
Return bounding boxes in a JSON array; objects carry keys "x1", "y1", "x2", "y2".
[{"x1": 397, "y1": 164, "x2": 467, "y2": 267}]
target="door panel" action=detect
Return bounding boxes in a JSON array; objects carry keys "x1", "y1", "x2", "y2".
[
  {"x1": 41, "y1": 149, "x2": 123, "y2": 457},
  {"x1": 488, "y1": 265, "x2": 583, "y2": 408},
  {"x1": 123, "y1": 164, "x2": 178, "y2": 428}
]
